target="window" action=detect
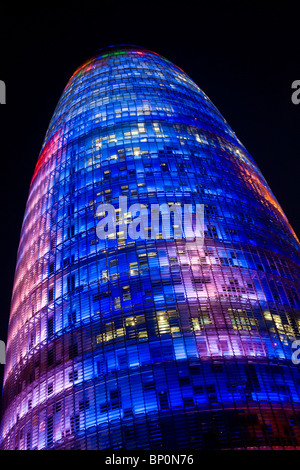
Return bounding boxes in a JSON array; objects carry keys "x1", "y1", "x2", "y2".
[
  {"x1": 47, "y1": 349, "x2": 54, "y2": 367},
  {"x1": 46, "y1": 416, "x2": 53, "y2": 446},
  {"x1": 50, "y1": 237, "x2": 56, "y2": 250},
  {"x1": 79, "y1": 399, "x2": 89, "y2": 411},
  {"x1": 158, "y1": 391, "x2": 169, "y2": 410},
  {"x1": 48, "y1": 288, "x2": 54, "y2": 302},
  {"x1": 110, "y1": 389, "x2": 121, "y2": 409},
  {"x1": 47, "y1": 317, "x2": 54, "y2": 337},
  {"x1": 49, "y1": 262, "x2": 54, "y2": 274},
  {"x1": 69, "y1": 370, "x2": 78, "y2": 382},
  {"x1": 55, "y1": 401, "x2": 62, "y2": 413},
  {"x1": 26, "y1": 432, "x2": 31, "y2": 450},
  {"x1": 122, "y1": 285, "x2": 131, "y2": 301},
  {"x1": 69, "y1": 343, "x2": 78, "y2": 359},
  {"x1": 67, "y1": 274, "x2": 76, "y2": 292},
  {"x1": 68, "y1": 203, "x2": 75, "y2": 216},
  {"x1": 67, "y1": 225, "x2": 75, "y2": 238},
  {"x1": 71, "y1": 415, "x2": 80, "y2": 434},
  {"x1": 68, "y1": 311, "x2": 76, "y2": 324},
  {"x1": 205, "y1": 225, "x2": 217, "y2": 238}
]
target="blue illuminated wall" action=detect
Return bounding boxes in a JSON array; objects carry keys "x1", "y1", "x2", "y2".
[{"x1": 1, "y1": 45, "x2": 300, "y2": 449}]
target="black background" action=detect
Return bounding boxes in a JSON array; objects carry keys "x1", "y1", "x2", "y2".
[{"x1": 0, "y1": 1, "x2": 300, "y2": 413}]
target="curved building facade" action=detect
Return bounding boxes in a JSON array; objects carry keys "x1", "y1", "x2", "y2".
[{"x1": 1, "y1": 45, "x2": 300, "y2": 450}]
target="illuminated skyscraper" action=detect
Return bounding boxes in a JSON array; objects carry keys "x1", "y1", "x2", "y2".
[{"x1": 1, "y1": 45, "x2": 300, "y2": 450}]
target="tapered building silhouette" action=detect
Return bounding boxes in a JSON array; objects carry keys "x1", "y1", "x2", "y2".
[{"x1": 1, "y1": 45, "x2": 300, "y2": 450}]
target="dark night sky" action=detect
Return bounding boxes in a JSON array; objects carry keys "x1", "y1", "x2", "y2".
[{"x1": 0, "y1": 1, "x2": 300, "y2": 407}]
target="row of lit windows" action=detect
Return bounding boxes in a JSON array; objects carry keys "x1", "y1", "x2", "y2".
[
  {"x1": 10, "y1": 239, "x2": 300, "y2": 332},
  {"x1": 4, "y1": 352, "x2": 300, "y2": 448}
]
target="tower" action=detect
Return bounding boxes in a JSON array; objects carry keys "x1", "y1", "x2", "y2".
[{"x1": 1, "y1": 45, "x2": 300, "y2": 450}]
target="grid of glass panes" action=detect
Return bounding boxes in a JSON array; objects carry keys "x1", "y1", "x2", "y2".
[{"x1": 1, "y1": 46, "x2": 300, "y2": 450}]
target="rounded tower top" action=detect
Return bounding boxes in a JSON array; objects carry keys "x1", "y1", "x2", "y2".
[
  {"x1": 95, "y1": 44, "x2": 153, "y2": 55},
  {"x1": 67, "y1": 44, "x2": 180, "y2": 87}
]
